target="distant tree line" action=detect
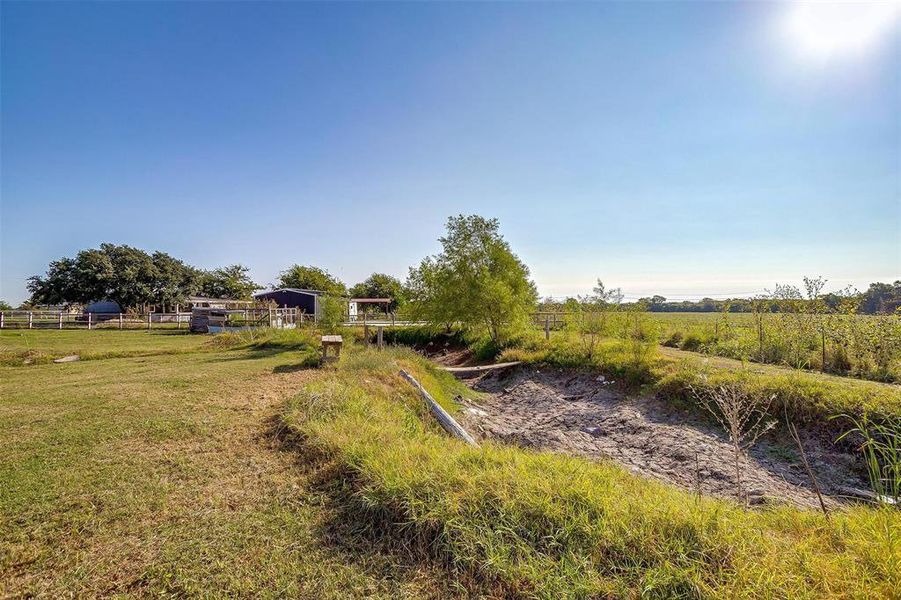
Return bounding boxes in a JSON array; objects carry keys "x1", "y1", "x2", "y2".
[
  {"x1": 19, "y1": 244, "x2": 414, "y2": 314},
  {"x1": 12, "y1": 236, "x2": 899, "y2": 321},
  {"x1": 25, "y1": 243, "x2": 261, "y2": 311},
  {"x1": 539, "y1": 281, "x2": 901, "y2": 316}
]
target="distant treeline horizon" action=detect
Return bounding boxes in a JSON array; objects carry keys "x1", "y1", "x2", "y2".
[
  {"x1": 538, "y1": 282, "x2": 901, "y2": 316},
  {"x1": 5, "y1": 240, "x2": 899, "y2": 317}
]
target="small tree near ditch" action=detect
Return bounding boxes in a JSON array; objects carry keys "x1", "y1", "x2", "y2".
[{"x1": 691, "y1": 383, "x2": 777, "y2": 505}]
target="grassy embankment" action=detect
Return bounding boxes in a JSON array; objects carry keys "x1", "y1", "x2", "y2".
[{"x1": 282, "y1": 344, "x2": 900, "y2": 598}]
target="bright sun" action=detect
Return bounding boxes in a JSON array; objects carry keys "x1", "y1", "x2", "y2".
[{"x1": 782, "y1": 1, "x2": 901, "y2": 60}]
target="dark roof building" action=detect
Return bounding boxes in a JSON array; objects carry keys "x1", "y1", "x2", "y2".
[{"x1": 253, "y1": 288, "x2": 325, "y2": 317}]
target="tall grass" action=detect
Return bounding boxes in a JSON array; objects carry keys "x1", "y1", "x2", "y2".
[
  {"x1": 837, "y1": 414, "x2": 901, "y2": 505},
  {"x1": 651, "y1": 312, "x2": 900, "y2": 383}
]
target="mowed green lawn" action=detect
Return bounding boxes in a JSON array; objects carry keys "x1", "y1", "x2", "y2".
[
  {"x1": 0, "y1": 331, "x2": 449, "y2": 597},
  {"x1": 0, "y1": 329, "x2": 211, "y2": 365}
]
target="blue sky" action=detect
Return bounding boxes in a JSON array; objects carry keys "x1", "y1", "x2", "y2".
[{"x1": 1, "y1": 1, "x2": 898, "y2": 304}]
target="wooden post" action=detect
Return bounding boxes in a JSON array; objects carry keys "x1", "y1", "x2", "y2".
[
  {"x1": 177, "y1": 304, "x2": 181, "y2": 329},
  {"x1": 364, "y1": 323, "x2": 370, "y2": 345},
  {"x1": 28, "y1": 311, "x2": 33, "y2": 329},
  {"x1": 545, "y1": 316, "x2": 550, "y2": 340},
  {"x1": 119, "y1": 313, "x2": 123, "y2": 330},
  {"x1": 147, "y1": 312, "x2": 152, "y2": 331},
  {"x1": 59, "y1": 311, "x2": 63, "y2": 330},
  {"x1": 377, "y1": 326, "x2": 384, "y2": 350},
  {"x1": 821, "y1": 329, "x2": 826, "y2": 372},
  {"x1": 0, "y1": 312, "x2": 4, "y2": 329},
  {"x1": 758, "y1": 319, "x2": 763, "y2": 361},
  {"x1": 87, "y1": 312, "x2": 92, "y2": 330}
]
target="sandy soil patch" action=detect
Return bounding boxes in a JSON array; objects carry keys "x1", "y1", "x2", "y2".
[{"x1": 459, "y1": 366, "x2": 868, "y2": 510}]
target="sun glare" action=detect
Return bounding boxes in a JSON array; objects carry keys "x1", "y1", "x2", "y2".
[{"x1": 782, "y1": 1, "x2": 901, "y2": 61}]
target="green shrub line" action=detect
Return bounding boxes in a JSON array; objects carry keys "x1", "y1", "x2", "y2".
[{"x1": 281, "y1": 347, "x2": 901, "y2": 598}]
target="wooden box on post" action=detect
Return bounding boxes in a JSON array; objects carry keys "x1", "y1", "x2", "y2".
[{"x1": 320, "y1": 335, "x2": 343, "y2": 365}]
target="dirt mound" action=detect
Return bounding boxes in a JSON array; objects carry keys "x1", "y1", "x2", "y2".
[{"x1": 458, "y1": 366, "x2": 868, "y2": 510}]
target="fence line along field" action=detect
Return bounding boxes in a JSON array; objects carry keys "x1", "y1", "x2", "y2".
[{"x1": 532, "y1": 310, "x2": 901, "y2": 384}]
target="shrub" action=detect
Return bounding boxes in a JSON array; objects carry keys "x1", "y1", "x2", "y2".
[
  {"x1": 663, "y1": 331, "x2": 683, "y2": 348},
  {"x1": 680, "y1": 332, "x2": 706, "y2": 352}
]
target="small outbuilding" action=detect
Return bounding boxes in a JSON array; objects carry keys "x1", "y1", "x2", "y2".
[
  {"x1": 348, "y1": 298, "x2": 392, "y2": 321},
  {"x1": 253, "y1": 288, "x2": 325, "y2": 319}
]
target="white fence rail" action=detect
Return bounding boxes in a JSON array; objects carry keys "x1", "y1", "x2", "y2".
[{"x1": 0, "y1": 311, "x2": 191, "y2": 330}]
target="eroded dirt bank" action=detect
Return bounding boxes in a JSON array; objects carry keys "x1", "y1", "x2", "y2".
[{"x1": 457, "y1": 366, "x2": 868, "y2": 510}]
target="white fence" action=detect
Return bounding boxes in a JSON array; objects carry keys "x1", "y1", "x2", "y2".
[{"x1": 0, "y1": 311, "x2": 191, "y2": 330}]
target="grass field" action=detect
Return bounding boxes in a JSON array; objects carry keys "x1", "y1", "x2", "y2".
[
  {"x1": 0, "y1": 330, "x2": 452, "y2": 597},
  {"x1": 3, "y1": 329, "x2": 900, "y2": 598},
  {"x1": 0, "y1": 329, "x2": 210, "y2": 366}
]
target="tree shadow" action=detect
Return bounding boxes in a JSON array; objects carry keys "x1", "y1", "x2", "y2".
[{"x1": 273, "y1": 363, "x2": 317, "y2": 374}]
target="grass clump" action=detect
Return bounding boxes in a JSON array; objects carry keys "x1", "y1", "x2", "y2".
[{"x1": 282, "y1": 347, "x2": 901, "y2": 598}]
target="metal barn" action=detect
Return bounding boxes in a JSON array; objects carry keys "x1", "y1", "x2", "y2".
[{"x1": 253, "y1": 288, "x2": 324, "y2": 319}]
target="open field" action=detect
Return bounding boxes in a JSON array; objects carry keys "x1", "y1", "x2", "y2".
[
  {"x1": 0, "y1": 331, "x2": 452, "y2": 597},
  {"x1": 0, "y1": 330, "x2": 210, "y2": 366},
  {"x1": 3, "y1": 329, "x2": 900, "y2": 598},
  {"x1": 530, "y1": 311, "x2": 901, "y2": 383},
  {"x1": 649, "y1": 311, "x2": 899, "y2": 383}
]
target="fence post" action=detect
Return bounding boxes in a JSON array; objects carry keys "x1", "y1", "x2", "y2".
[
  {"x1": 147, "y1": 313, "x2": 152, "y2": 331},
  {"x1": 28, "y1": 311, "x2": 33, "y2": 329},
  {"x1": 177, "y1": 304, "x2": 182, "y2": 329},
  {"x1": 119, "y1": 313, "x2": 123, "y2": 330},
  {"x1": 377, "y1": 326, "x2": 384, "y2": 350},
  {"x1": 0, "y1": 312, "x2": 4, "y2": 329},
  {"x1": 545, "y1": 316, "x2": 550, "y2": 340},
  {"x1": 87, "y1": 312, "x2": 92, "y2": 330},
  {"x1": 59, "y1": 311, "x2": 63, "y2": 330}
]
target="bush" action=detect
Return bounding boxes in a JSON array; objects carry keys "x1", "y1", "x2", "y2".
[
  {"x1": 662, "y1": 331, "x2": 683, "y2": 348},
  {"x1": 680, "y1": 332, "x2": 706, "y2": 352}
]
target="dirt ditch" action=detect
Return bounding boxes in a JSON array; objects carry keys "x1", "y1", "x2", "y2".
[{"x1": 457, "y1": 366, "x2": 869, "y2": 510}]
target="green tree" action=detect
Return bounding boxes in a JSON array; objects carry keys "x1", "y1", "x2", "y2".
[
  {"x1": 150, "y1": 251, "x2": 201, "y2": 311},
  {"x1": 199, "y1": 265, "x2": 261, "y2": 300},
  {"x1": 0, "y1": 300, "x2": 12, "y2": 311},
  {"x1": 406, "y1": 215, "x2": 537, "y2": 344},
  {"x1": 27, "y1": 243, "x2": 203, "y2": 310},
  {"x1": 859, "y1": 281, "x2": 901, "y2": 315},
  {"x1": 277, "y1": 265, "x2": 346, "y2": 296},
  {"x1": 349, "y1": 273, "x2": 405, "y2": 311}
]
